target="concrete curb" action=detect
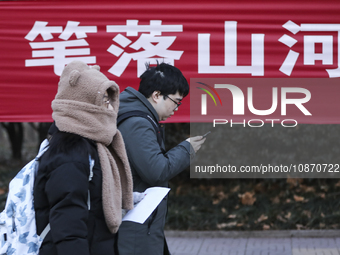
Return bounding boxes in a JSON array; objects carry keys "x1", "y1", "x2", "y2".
[{"x1": 165, "y1": 230, "x2": 340, "y2": 238}]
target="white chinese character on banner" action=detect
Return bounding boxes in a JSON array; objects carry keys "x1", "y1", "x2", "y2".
[
  {"x1": 106, "y1": 20, "x2": 183, "y2": 77},
  {"x1": 279, "y1": 20, "x2": 340, "y2": 78},
  {"x1": 198, "y1": 21, "x2": 265, "y2": 76},
  {"x1": 25, "y1": 21, "x2": 97, "y2": 76}
]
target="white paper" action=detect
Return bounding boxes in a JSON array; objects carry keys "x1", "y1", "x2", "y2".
[{"x1": 122, "y1": 187, "x2": 170, "y2": 224}]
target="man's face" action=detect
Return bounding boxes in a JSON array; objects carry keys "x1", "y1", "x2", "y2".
[{"x1": 156, "y1": 92, "x2": 183, "y2": 121}]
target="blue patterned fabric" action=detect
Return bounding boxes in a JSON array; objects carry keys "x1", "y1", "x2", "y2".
[{"x1": 0, "y1": 139, "x2": 49, "y2": 255}]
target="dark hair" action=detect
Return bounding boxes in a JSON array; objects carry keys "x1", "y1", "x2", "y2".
[
  {"x1": 48, "y1": 131, "x2": 96, "y2": 160},
  {"x1": 138, "y1": 62, "x2": 189, "y2": 98}
]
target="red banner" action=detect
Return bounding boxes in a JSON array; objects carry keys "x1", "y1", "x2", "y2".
[{"x1": 1, "y1": 0, "x2": 340, "y2": 123}]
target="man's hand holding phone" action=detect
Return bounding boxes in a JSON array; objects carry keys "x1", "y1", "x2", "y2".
[
  {"x1": 186, "y1": 131, "x2": 210, "y2": 153},
  {"x1": 202, "y1": 131, "x2": 211, "y2": 138}
]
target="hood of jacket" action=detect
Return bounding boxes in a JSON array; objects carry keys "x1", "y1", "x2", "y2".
[{"x1": 119, "y1": 87, "x2": 160, "y2": 123}]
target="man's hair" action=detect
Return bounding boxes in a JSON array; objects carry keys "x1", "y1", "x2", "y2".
[{"x1": 138, "y1": 62, "x2": 189, "y2": 98}]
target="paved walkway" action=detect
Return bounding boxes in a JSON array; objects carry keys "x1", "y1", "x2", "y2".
[{"x1": 165, "y1": 230, "x2": 340, "y2": 255}]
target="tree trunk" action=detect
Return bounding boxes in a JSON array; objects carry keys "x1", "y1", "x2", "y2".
[
  {"x1": 37, "y1": 122, "x2": 51, "y2": 144},
  {"x1": 29, "y1": 122, "x2": 51, "y2": 150},
  {"x1": 1, "y1": 122, "x2": 24, "y2": 160}
]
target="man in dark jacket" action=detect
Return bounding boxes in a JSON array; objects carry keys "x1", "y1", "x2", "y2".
[{"x1": 117, "y1": 63, "x2": 205, "y2": 255}]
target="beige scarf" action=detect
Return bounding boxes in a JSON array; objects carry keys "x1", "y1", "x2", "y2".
[{"x1": 52, "y1": 99, "x2": 133, "y2": 233}]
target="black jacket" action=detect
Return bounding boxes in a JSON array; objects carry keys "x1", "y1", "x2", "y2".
[{"x1": 34, "y1": 124, "x2": 117, "y2": 255}]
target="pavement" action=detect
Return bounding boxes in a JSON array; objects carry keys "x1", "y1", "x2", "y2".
[{"x1": 165, "y1": 230, "x2": 340, "y2": 255}]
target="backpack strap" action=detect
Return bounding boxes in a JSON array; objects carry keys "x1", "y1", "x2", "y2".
[
  {"x1": 40, "y1": 223, "x2": 50, "y2": 240},
  {"x1": 117, "y1": 111, "x2": 165, "y2": 153},
  {"x1": 87, "y1": 155, "x2": 95, "y2": 210}
]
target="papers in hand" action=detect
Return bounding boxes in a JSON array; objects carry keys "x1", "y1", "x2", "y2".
[{"x1": 122, "y1": 187, "x2": 170, "y2": 224}]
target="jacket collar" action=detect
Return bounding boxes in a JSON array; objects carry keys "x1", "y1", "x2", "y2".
[{"x1": 124, "y1": 87, "x2": 160, "y2": 123}]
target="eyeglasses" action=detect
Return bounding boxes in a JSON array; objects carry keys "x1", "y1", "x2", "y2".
[{"x1": 164, "y1": 95, "x2": 182, "y2": 110}]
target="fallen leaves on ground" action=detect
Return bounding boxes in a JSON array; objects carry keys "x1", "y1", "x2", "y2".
[
  {"x1": 239, "y1": 191, "x2": 256, "y2": 205},
  {"x1": 293, "y1": 195, "x2": 305, "y2": 202},
  {"x1": 257, "y1": 214, "x2": 268, "y2": 223},
  {"x1": 166, "y1": 178, "x2": 340, "y2": 231},
  {"x1": 217, "y1": 222, "x2": 237, "y2": 229},
  {"x1": 263, "y1": 224, "x2": 270, "y2": 230}
]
